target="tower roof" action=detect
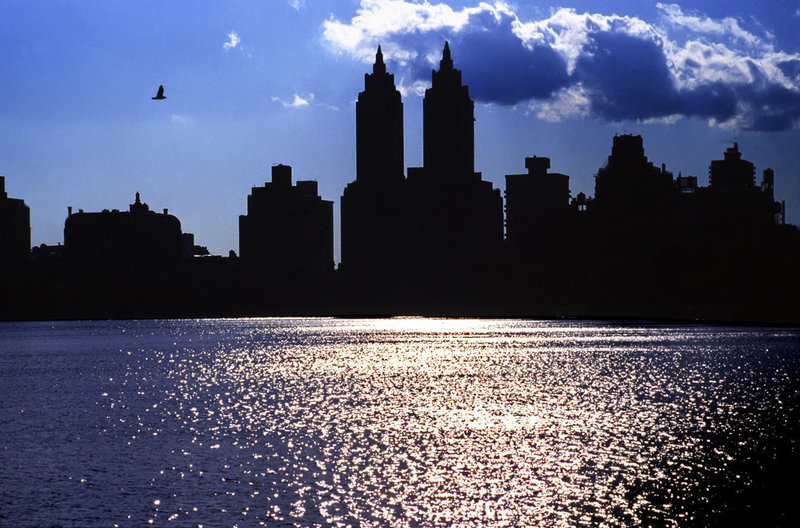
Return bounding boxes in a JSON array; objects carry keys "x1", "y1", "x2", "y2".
[
  {"x1": 373, "y1": 45, "x2": 386, "y2": 74},
  {"x1": 439, "y1": 41, "x2": 453, "y2": 71}
]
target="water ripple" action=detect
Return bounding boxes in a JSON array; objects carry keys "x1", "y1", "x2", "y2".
[{"x1": 1, "y1": 319, "x2": 798, "y2": 526}]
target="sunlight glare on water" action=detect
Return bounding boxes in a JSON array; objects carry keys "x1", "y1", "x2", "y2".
[{"x1": 1, "y1": 318, "x2": 798, "y2": 527}]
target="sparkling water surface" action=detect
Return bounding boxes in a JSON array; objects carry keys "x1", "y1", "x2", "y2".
[{"x1": 1, "y1": 318, "x2": 799, "y2": 527}]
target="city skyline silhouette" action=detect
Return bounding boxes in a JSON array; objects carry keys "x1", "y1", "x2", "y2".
[
  {"x1": 2, "y1": 1, "x2": 798, "y2": 259},
  {"x1": 2, "y1": 40, "x2": 798, "y2": 323}
]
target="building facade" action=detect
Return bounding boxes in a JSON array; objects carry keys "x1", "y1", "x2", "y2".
[
  {"x1": 406, "y1": 42, "x2": 503, "y2": 282},
  {"x1": 64, "y1": 192, "x2": 183, "y2": 270},
  {"x1": 0, "y1": 176, "x2": 31, "y2": 270},
  {"x1": 341, "y1": 47, "x2": 407, "y2": 286},
  {"x1": 240, "y1": 164, "x2": 333, "y2": 278},
  {"x1": 422, "y1": 42, "x2": 475, "y2": 179},
  {"x1": 505, "y1": 156, "x2": 573, "y2": 258}
]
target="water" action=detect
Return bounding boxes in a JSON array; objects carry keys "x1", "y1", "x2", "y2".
[{"x1": 1, "y1": 318, "x2": 799, "y2": 527}]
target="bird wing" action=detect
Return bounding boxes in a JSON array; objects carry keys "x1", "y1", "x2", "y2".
[{"x1": 157, "y1": 85, "x2": 164, "y2": 97}]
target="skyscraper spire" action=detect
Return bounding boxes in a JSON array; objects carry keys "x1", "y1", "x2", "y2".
[
  {"x1": 373, "y1": 45, "x2": 386, "y2": 74},
  {"x1": 440, "y1": 41, "x2": 453, "y2": 71}
]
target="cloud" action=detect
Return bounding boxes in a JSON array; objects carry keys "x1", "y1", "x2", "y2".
[
  {"x1": 531, "y1": 85, "x2": 591, "y2": 121},
  {"x1": 170, "y1": 114, "x2": 190, "y2": 125},
  {"x1": 223, "y1": 31, "x2": 241, "y2": 50},
  {"x1": 656, "y1": 3, "x2": 763, "y2": 47},
  {"x1": 270, "y1": 93, "x2": 340, "y2": 110},
  {"x1": 271, "y1": 93, "x2": 314, "y2": 107},
  {"x1": 322, "y1": 0, "x2": 800, "y2": 131},
  {"x1": 289, "y1": 0, "x2": 305, "y2": 10},
  {"x1": 451, "y1": 11, "x2": 570, "y2": 103}
]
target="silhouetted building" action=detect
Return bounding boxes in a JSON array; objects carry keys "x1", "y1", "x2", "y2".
[
  {"x1": 695, "y1": 143, "x2": 781, "y2": 232},
  {"x1": 406, "y1": 43, "x2": 503, "y2": 284},
  {"x1": 239, "y1": 164, "x2": 333, "y2": 278},
  {"x1": 341, "y1": 42, "x2": 502, "y2": 297},
  {"x1": 31, "y1": 243, "x2": 64, "y2": 264},
  {"x1": 709, "y1": 143, "x2": 754, "y2": 190},
  {"x1": 676, "y1": 173, "x2": 698, "y2": 194},
  {"x1": 587, "y1": 135, "x2": 678, "y2": 246},
  {"x1": 355, "y1": 46, "x2": 404, "y2": 186},
  {"x1": 594, "y1": 134, "x2": 676, "y2": 211},
  {"x1": 422, "y1": 42, "x2": 475, "y2": 179},
  {"x1": 761, "y1": 168, "x2": 785, "y2": 224},
  {"x1": 0, "y1": 176, "x2": 31, "y2": 270},
  {"x1": 341, "y1": 46, "x2": 406, "y2": 286},
  {"x1": 181, "y1": 232, "x2": 209, "y2": 259},
  {"x1": 64, "y1": 192, "x2": 183, "y2": 270},
  {"x1": 505, "y1": 156, "x2": 572, "y2": 257}
]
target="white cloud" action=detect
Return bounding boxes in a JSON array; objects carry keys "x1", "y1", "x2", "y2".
[
  {"x1": 641, "y1": 114, "x2": 683, "y2": 125},
  {"x1": 322, "y1": 0, "x2": 797, "y2": 90},
  {"x1": 531, "y1": 85, "x2": 591, "y2": 122},
  {"x1": 397, "y1": 79, "x2": 429, "y2": 98},
  {"x1": 656, "y1": 3, "x2": 763, "y2": 48},
  {"x1": 272, "y1": 93, "x2": 314, "y2": 108},
  {"x1": 323, "y1": 2, "x2": 664, "y2": 74},
  {"x1": 669, "y1": 39, "x2": 754, "y2": 87},
  {"x1": 223, "y1": 31, "x2": 241, "y2": 50},
  {"x1": 322, "y1": 0, "x2": 511, "y2": 63},
  {"x1": 513, "y1": 8, "x2": 661, "y2": 74},
  {"x1": 270, "y1": 93, "x2": 340, "y2": 110},
  {"x1": 289, "y1": 0, "x2": 305, "y2": 10}
]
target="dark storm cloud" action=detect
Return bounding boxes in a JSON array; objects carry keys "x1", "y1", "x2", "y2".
[
  {"x1": 678, "y1": 83, "x2": 738, "y2": 123},
  {"x1": 737, "y1": 84, "x2": 800, "y2": 131},
  {"x1": 573, "y1": 32, "x2": 679, "y2": 121},
  {"x1": 452, "y1": 13, "x2": 570, "y2": 104},
  {"x1": 573, "y1": 32, "x2": 741, "y2": 124}
]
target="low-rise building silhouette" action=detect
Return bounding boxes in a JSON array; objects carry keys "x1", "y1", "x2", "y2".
[
  {"x1": 181, "y1": 232, "x2": 210, "y2": 259},
  {"x1": 709, "y1": 142, "x2": 754, "y2": 190},
  {"x1": 239, "y1": 164, "x2": 333, "y2": 278},
  {"x1": 697, "y1": 142, "x2": 782, "y2": 232},
  {"x1": 31, "y1": 243, "x2": 64, "y2": 264},
  {"x1": 591, "y1": 134, "x2": 677, "y2": 245},
  {"x1": 64, "y1": 192, "x2": 183, "y2": 271},
  {"x1": 506, "y1": 135, "x2": 787, "y2": 261},
  {"x1": 594, "y1": 134, "x2": 676, "y2": 207},
  {"x1": 505, "y1": 156, "x2": 572, "y2": 258},
  {"x1": 0, "y1": 176, "x2": 31, "y2": 270}
]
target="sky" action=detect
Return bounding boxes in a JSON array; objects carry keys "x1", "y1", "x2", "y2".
[{"x1": 2, "y1": 0, "x2": 799, "y2": 261}]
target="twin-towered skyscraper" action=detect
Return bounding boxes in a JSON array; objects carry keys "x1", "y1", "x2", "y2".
[
  {"x1": 342, "y1": 43, "x2": 503, "y2": 296},
  {"x1": 340, "y1": 42, "x2": 790, "y2": 311}
]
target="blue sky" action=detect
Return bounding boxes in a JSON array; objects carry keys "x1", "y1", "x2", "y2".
[{"x1": 2, "y1": 0, "x2": 799, "y2": 260}]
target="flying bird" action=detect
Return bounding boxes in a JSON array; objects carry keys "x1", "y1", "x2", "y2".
[{"x1": 152, "y1": 85, "x2": 166, "y2": 100}]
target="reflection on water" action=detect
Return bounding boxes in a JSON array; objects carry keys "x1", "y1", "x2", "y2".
[{"x1": 1, "y1": 319, "x2": 799, "y2": 527}]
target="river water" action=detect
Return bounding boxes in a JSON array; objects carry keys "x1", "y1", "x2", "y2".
[{"x1": 1, "y1": 318, "x2": 799, "y2": 527}]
